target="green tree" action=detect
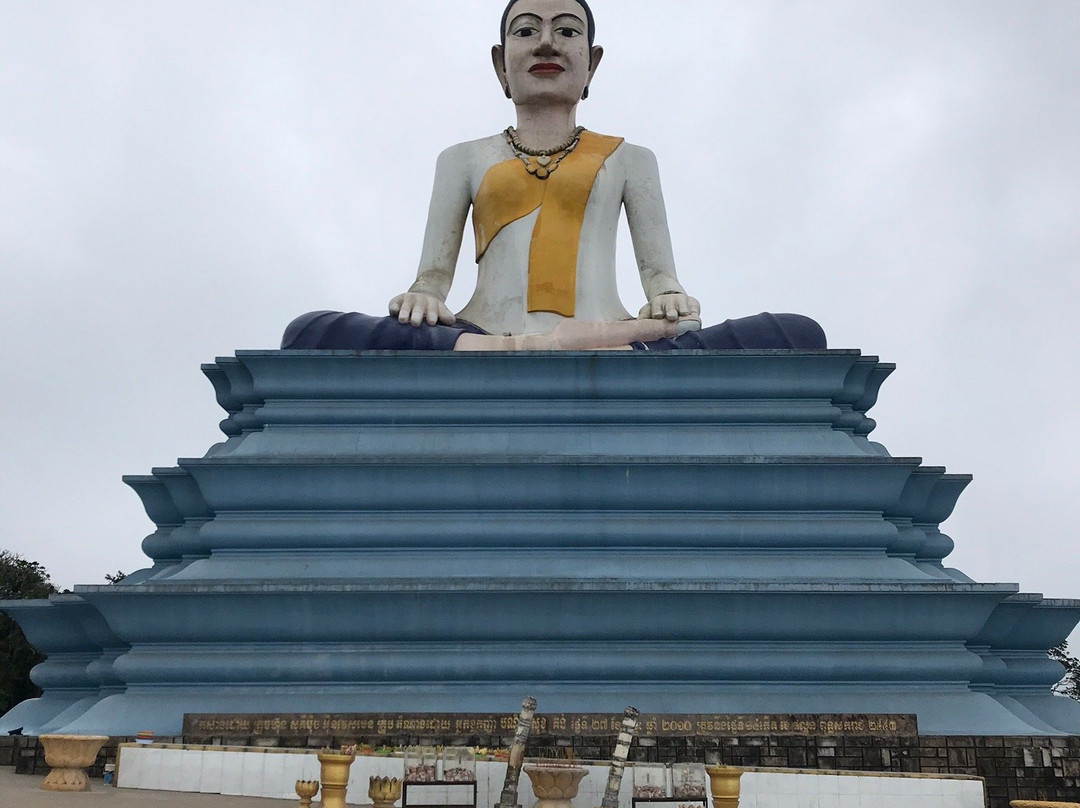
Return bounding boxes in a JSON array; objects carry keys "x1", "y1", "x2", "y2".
[
  {"x1": 0, "y1": 550, "x2": 58, "y2": 715},
  {"x1": 1049, "y1": 642, "x2": 1080, "y2": 701}
]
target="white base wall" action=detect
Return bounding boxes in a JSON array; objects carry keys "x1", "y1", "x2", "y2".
[{"x1": 116, "y1": 744, "x2": 986, "y2": 808}]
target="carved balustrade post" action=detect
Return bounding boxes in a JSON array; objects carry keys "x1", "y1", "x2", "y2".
[
  {"x1": 600, "y1": 707, "x2": 640, "y2": 808},
  {"x1": 496, "y1": 696, "x2": 538, "y2": 808}
]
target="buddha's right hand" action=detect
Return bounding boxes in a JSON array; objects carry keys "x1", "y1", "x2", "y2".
[{"x1": 389, "y1": 292, "x2": 457, "y2": 327}]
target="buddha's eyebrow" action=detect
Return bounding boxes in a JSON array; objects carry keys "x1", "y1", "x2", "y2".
[
  {"x1": 508, "y1": 12, "x2": 585, "y2": 29},
  {"x1": 508, "y1": 13, "x2": 542, "y2": 29}
]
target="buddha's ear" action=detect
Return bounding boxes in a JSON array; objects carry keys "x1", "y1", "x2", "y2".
[
  {"x1": 582, "y1": 46, "x2": 603, "y2": 98},
  {"x1": 492, "y1": 45, "x2": 511, "y2": 99},
  {"x1": 588, "y1": 45, "x2": 604, "y2": 76}
]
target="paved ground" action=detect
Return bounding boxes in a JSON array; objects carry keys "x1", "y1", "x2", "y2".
[{"x1": 0, "y1": 767, "x2": 292, "y2": 806}]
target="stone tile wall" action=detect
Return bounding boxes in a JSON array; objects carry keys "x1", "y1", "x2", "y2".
[
  {"x1": 3, "y1": 732, "x2": 1078, "y2": 808},
  {"x1": 177, "y1": 731, "x2": 1080, "y2": 807}
]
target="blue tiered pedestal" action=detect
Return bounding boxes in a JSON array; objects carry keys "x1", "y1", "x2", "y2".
[{"x1": 2, "y1": 349, "x2": 1079, "y2": 736}]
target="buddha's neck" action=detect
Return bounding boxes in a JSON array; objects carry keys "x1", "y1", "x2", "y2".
[{"x1": 512, "y1": 104, "x2": 580, "y2": 151}]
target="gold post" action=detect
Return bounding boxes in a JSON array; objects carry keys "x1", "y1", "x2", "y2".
[
  {"x1": 317, "y1": 751, "x2": 357, "y2": 808},
  {"x1": 705, "y1": 765, "x2": 742, "y2": 808}
]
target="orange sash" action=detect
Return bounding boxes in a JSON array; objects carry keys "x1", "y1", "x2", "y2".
[{"x1": 473, "y1": 131, "x2": 624, "y2": 316}]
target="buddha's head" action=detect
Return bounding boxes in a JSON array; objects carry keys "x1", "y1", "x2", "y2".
[{"x1": 493, "y1": 0, "x2": 604, "y2": 106}]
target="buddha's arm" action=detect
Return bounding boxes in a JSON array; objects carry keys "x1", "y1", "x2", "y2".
[
  {"x1": 623, "y1": 145, "x2": 700, "y2": 322},
  {"x1": 390, "y1": 144, "x2": 473, "y2": 326}
]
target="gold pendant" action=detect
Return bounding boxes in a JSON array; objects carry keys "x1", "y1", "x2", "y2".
[{"x1": 526, "y1": 158, "x2": 551, "y2": 180}]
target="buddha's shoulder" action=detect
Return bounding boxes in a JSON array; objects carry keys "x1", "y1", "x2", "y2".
[
  {"x1": 600, "y1": 138, "x2": 657, "y2": 164},
  {"x1": 437, "y1": 135, "x2": 508, "y2": 163}
]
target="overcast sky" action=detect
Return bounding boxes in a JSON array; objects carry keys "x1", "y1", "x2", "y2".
[{"x1": 1, "y1": 1, "x2": 1078, "y2": 642}]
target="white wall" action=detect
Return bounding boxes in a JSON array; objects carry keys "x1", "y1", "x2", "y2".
[{"x1": 116, "y1": 744, "x2": 986, "y2": 808}]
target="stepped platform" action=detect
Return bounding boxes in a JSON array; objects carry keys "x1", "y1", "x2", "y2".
[{"x1": 2, "y1": 349, "x2": 1079, "y2": 736}]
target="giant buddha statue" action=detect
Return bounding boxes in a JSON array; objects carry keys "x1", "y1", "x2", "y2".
[{"x1": 283, "y1": 0, "x2": 825, "y2": 352}]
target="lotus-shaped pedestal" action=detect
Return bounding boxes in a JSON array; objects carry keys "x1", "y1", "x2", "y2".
[
  {"x1": 524, "y1": 764, "x2": 588, "y2": 808},
  {"x1": 295, "y1": 779, "x2": 320, "y2": 807},
  {"x1": 39, "y1": 734, "x2": 109, "y2": 792},
  {"x1": 369, "y1": 775, "x2": 403, "y2": 808}
]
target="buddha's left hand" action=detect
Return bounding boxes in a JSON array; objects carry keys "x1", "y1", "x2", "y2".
[{"x1": 639, "y1": 293, "x2": 701, "y2": 323}]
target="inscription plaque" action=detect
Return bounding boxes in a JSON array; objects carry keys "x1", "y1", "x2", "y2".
[{"x1": 182, "y1": 712, "x2": 917, "y2": 739}]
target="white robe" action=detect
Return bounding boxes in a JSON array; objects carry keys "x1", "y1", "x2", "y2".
[{"x1": 411, "y1": 133, "x2": 685, "y2": 336}]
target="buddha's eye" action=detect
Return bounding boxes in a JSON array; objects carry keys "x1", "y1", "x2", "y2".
[
  {"x1": 512, "y1": 26, "x2": 537, "y2": 37},
  {"x1": 556, "y1": 27, "x2": 581, "y2": 38}
]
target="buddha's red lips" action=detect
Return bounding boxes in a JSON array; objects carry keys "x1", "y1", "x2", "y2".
[{"x1": 529, "y1": 64, "x2": 565, "y2": 75}]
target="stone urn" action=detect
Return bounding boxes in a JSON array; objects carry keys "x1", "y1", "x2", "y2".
[
  {"x1": 317, "y1": 751, "x2": 356, "y2": 808},
  {"x1": 705, "y1": 765, "x2": 742, "y2": 808},
  {"x1": 369, "y1": 775, "x2": 403, "y2": 808},
  {"x1": 39, "y1": 734, "x2": 109, "y2": 792},
  {"x1": 524, "y1": 764, "x2": 589, "y2": 808}
]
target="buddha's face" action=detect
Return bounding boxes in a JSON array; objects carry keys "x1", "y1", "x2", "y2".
[{"x1": 493, "y1": 0, "x2": 603, "y2": 106}]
